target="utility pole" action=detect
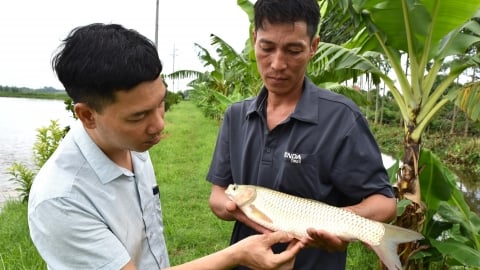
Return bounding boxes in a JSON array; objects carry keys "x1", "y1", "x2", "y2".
[
  {"x1": 154, "y1": 0, "x2": 159, "y2": 49},
  {"x1": 170, "y1": 44, "x2": 178, "y2": 91}
]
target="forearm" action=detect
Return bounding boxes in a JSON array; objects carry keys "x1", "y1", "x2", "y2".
[
  {"x1": 345, "y1": 194, "x2": 397, "y2": 222},
  {"x1": 166, "y1": 232, "x2": 301, "y2": 270},
  {"x1": 209, "y1": 185, "x2": 235, "y2": 221},
  {"x1": 166, "y1": 245, "x2": 240, "y2": 270}
]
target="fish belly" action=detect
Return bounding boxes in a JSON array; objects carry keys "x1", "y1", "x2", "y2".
[{"x1": 244, "y1": 187, "x2": 385, "y2": 246}]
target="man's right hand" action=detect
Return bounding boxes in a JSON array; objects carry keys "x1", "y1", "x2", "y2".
[{"x1": 225, "y1": 199, "x2": 273, "y2": 234}]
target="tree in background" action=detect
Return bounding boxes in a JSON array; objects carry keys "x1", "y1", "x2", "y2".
[{"x1": 311, "y1": 0, "x2": 480, "y2": 268}]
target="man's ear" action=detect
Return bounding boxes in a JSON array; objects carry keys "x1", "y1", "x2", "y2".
[
  {"x1": 74, "y1": 103, "x2": 96, "y2": 129},
  {"x1": 310, "y1": 36, "x2": 320, "y2": 58}
]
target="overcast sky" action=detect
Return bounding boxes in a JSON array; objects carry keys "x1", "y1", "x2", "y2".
[{"x1": 0, "y1": 0, "x2": 251, "y2": 91}]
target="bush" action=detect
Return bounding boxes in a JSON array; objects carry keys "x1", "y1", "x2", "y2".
[{"x1": 8, "y1": 120, "x2": 67, "y2": 202}]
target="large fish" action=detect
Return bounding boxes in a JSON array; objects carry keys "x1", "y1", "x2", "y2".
[{"x1": 225, "y1": 184, "x2": 424, "y2": 270}]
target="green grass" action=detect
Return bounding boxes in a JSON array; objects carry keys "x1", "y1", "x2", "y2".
[
  {"x1": 151, "y1": 101, "x2": 233, "y2": 265},
  {"x1": 0, "y1": 100, "x2": 377, "y2": 269},
  {"x1": 0, "y1": 201, "x2": 46, "y2": 270}
]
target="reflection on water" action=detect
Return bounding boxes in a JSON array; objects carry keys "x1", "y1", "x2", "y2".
[
  {"x1": 455, "y1": 170, "x2": 480, "y2": 215},
  {"x1": 0, "y1": 97, "x2": 75, "y2": 206}
]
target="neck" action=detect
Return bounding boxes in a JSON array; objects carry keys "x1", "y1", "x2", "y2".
[{"x1": 85, "y1": 128, "x2": 133, "y2": 171}]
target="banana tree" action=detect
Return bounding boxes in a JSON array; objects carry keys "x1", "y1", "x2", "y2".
[
  {"x1": 168, "y1": 34, "x2": 260, "y2": 120},
  {"x1": 311, "y1": 0, "x2": 480, "y2": 268}
]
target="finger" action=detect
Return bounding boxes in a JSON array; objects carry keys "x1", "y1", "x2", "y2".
[
  {"x1": 265, "y1": 231, "x2": 295, "y2": 245},
  {"x1": 274, "y1": 240, "x2": 304, "y2": 262},
  {"x1": 305, "y1": 228, "x2": 348, "y2": 252},
  {"x1": 286, "y1": 239, "x2": 304, "y2": 254}
]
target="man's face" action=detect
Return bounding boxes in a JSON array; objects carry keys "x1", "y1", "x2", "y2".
[
  {"x1": 254, "y1": 21, "x2": 319, "y2": 96},
  {"x1": 90, "y1": 77, "x2": 166, "y2": 156}
]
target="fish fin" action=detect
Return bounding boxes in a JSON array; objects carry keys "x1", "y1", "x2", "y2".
[
  {"x1": 249, "y1": 204, "x2": 273, "y2": 224},
  {"x1": 370, "y1": 224, "x2": 424, "y2": 270}
]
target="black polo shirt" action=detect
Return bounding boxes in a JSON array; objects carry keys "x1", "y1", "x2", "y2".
[{"x1": 207, "y1": 77, "x2": 394, "y2": 270}]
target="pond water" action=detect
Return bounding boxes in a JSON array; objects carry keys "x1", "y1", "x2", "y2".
[
  {"x1": 0, "y1": 97, "x2": 75, "y2": 206},
  {"x1": 455, "y1": 170, "x2": 480, "y2": 215}
]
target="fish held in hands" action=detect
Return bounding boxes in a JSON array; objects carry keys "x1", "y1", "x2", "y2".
[{"x1": 225, "y1": 184, "x2": 424, "y2": 270}]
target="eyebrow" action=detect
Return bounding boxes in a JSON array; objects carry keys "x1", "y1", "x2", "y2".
[{"x1": 258, "y1": 38, "x2": 306, "y2": 48}]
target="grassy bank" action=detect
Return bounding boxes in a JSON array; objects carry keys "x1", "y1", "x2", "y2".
[
  {"x1": 0, "y1": 91, "x2": 68, "y2": 100},
  {"x1": 0, "y1": 100, "x2": 377, "y2": 269},
  {"x1": 0, "y1": 201, "x2": 45, "y2": 269},
  {"x1": 151, "y1": 101, "x2": 233, "y2": 265}
]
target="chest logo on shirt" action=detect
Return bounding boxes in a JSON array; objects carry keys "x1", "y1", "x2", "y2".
[{"x1": 284, "y1": 151, "x2": 302, "y2": 164}]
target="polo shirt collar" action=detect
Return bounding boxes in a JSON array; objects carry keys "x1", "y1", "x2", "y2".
[
  {"x1": 72, "y1": 121, "x2": 133, "y2": 184},
  {"x1": 246, "y1": 77, "x2": 319, "y2": 125},
  {"x1": 291, "y1": 78, "x2": 320, "y2": 124}
]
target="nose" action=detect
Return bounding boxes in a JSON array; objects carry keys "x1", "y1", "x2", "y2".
[
  {"x1": 271, "y1": 51, "x2": 287, "y2": 71},
  {"x1": 147, "y1": 108, "x2": 165, "y2": 135}
]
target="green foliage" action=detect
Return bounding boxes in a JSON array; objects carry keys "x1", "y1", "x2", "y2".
[
  {"x1": 33, "y1": 120, "x2": 67, "y2": 168},
  {"x1": 64, "y1": 98, "x2": 76, "y2": 120},
  {"x1": 451, "y1": 82, "x2": 480, "y2": 122},
  {"x1": 7, "y1": 120, "x2": 67, "y2": 202},
  {"x1": 7, "y1": 163, "x2": 35, "y2": 203},
  {"x1": 172, "y1": 33, "x2": 262, "y2": 120},
  {"x1": 165, "y1": 90, "x2": 183, "y2": 112},
  {"x1": 0, "y1": 85, "x2": 67, "y2": 100},
  {"x1": 406, "y1": 149, "x2": 480, "y2": 268}
]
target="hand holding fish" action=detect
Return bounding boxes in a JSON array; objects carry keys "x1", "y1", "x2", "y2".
[
  {"x1": 225, "y1": 199, "x2": 273, "y2": 234},
  {"x1": 232, "y1": 231, "x2": 304, "y2": 270},
  {"x1": 225, "y1": 184, "x2": 424, "y2": 270},
  {"x1": 303, "y1": 228, "x2": 349, "y2": 252}
]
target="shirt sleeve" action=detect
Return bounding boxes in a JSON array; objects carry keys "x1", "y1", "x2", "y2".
[
  {"x1": 330, "y1": 115, "x2": 395, "y2": 205},
  {"x1": 28, "y1": 197, "x2": 130, "y2": 270},
  {"x1": 206, "y1": 107, "x2": 234, "y2": 187}
]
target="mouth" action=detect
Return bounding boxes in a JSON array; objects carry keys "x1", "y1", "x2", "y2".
[
  {"x1": 268, "y1": 75, "x2": 286, "y2": 80},
  {"x1": 266, "y1": 75, "x2": 287, "y2": 85},
  {"x1": 146, "y1": 134, "x2": 161, "y2": 145}
]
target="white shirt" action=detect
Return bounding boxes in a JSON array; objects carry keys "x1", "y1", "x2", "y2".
[{"x1": 28, "y1": 121, "x2": 170, "y2": 270}]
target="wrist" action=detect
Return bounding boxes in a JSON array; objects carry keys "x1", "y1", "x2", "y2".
[{"x1": 225, "y1": 243, "x2": 242, "y2": 267}]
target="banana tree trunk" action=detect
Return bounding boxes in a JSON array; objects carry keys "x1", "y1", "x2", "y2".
[{"x1": 384, "y1": 123, "x2": 425, "y2": 269}]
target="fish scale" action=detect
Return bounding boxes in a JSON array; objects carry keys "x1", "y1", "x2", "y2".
[
  {"x1": 243, "y1": 185, "x2": 385, "y2": 245},
  {"x1": 225, "y1": 184, "x2": 424, "y2": 270}
]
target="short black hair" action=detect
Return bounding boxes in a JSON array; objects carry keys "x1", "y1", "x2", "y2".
[
  {"x1": 52, "y1": 23, "x2": 162, "y2": 112},
  {"x1": 254, "y1": 0, "x2": 320, "y2": 40}
]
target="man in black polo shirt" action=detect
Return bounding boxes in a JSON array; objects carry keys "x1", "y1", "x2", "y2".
[{"x1": 206, "y1": 0, "x2": 397, "y2": 269}]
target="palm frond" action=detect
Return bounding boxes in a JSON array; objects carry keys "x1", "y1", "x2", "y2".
[{"x1": 308, "y1": 42, "x2": 383, "y2": 83}]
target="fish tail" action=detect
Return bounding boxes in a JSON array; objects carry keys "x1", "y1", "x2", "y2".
[{"x1": 370, "y1": 224, "x2": 424, "y2": 270}]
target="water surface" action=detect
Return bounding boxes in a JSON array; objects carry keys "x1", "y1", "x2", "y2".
[{"x1": 0, "y1": 97, "x2": 74, "y2": 205}]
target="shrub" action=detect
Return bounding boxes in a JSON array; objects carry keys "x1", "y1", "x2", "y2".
[{"x1": 8, "y1": 120, "x2": 66, "y2": 202}]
